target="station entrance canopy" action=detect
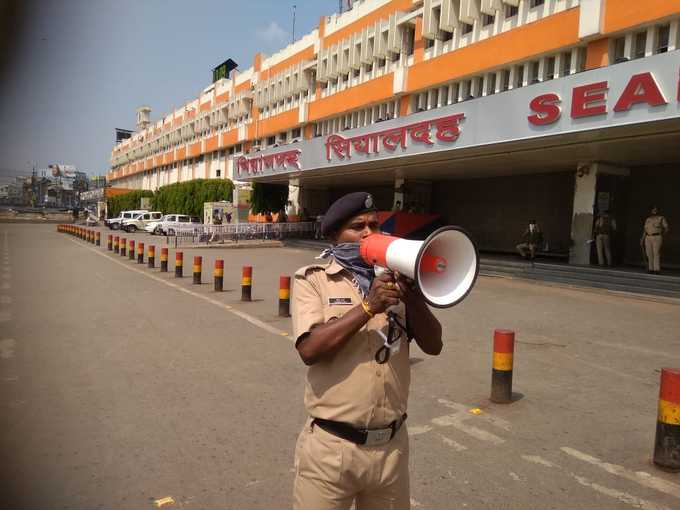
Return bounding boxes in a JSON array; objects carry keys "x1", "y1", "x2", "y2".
[{"x1": 234, "y1": 51, "x2": 680, "y2": 184}]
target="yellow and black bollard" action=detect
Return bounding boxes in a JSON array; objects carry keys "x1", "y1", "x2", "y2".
[
  {"x1": 114, "y1": 235, "x2": 120, "y2": 254},
  {"x1": 175, "y1": 251, "x2": 183, "y2": 277},
  {"x1": 160, "y1": 248, "x2": 168, "y2": 272},
  {"x1": 490, "y1": 329, "x2": 515, "y2": 404},
  {"x1": 96, "y1": 231, "x2": 101, "y2": 246},
  {"x1": 279, "y1": 276, "x2": 291, "y2": 317},
  {"x1": 129, "y1": 240, "x2": 135, "y2": 260},
  {"x1": 120, "y1": 237, "x2": 127, "y2": 257},
  {"x1": 107, "y1": 234, "x2": 113, "y2": 251},
  {"x1": 148, "y1": 245, "x2": 155, "y2": 268},
  {"x1": 193, "y1": 256, "x2": 202, "y2": 284},
  {"x1": 653, "y1": 368, "x2": 680, "y2": 471},
  {"x1": 137, "y1": 242, "x2": 144, "y2": 264},
  {"x1": 214, "y1": 259, "x2": 224, "y2": 292},
  {"x1": 241, "y1": 266, "x2": 253, "y2": 301}
]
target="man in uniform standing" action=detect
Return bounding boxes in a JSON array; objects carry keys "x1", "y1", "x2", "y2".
[
  {"x1": 594, "y1": 211, "x2": 616, "y2": 267},
  {"x1": 641, "y1": 206, "x2": 670, "y2": 274},
  {"x1": 516, "y1": 220, "x2": 543, "y2": 260},
  {"x1": 291, "y1": 192, "x2": 443, "y2": 509}
]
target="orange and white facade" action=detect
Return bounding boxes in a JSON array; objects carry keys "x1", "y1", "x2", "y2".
[{"x1": 109, "y1": 0, "x2": 680, "y2": 267}]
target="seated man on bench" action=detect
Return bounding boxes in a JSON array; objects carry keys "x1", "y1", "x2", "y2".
[{"x1": 517, "y1": 220, "x2": 544, "y2": 260}]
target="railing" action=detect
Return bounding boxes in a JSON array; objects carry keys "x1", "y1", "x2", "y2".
[{"x1": 169, "y1": 221, "x2": 318, "y2": 247}]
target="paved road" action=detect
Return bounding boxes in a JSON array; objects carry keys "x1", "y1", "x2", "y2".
[{"x1": 1, "y1": 224, "x2": 679, "y2": 510}]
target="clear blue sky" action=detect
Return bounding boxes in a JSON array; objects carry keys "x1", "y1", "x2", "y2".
[{"x1": 0, "y1": 0, "x2": 339, "y2": 179}]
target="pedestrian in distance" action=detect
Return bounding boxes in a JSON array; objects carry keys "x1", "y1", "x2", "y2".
[
  {"x1": 641, "y1": 205, "x2": 669, "y2": 274},
  {"x1": 593, "y1": 211, "x2": 616, "y2": 267},
  {"x1": 516, "y1": 220, "x2": 544, "y2": 260},
  {"x1": 291, "y1": 192, "x2": 443, "y2": 510}
]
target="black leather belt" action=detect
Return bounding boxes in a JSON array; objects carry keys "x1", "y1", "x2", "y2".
[
  {"x1": 648, "y1": 233, "x2": 661, "y2": 236},
  {"x1": 312, "y1": 414, "x2": 407, "y2": 446}
]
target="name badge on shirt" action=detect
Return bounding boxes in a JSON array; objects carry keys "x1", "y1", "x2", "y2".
[{"x1": 328, "y1": 297, "x2": 353, "y2": 305}]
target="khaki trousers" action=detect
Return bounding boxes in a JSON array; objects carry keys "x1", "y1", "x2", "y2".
[
  {"x1": 517, "y1": 243, "x2": 537, "y2": 259},
  {"x1": 293, "y1": 419, "x2": 409, "y2": 510},
  {"x1": 645, "y1": 235, "x2": 663, "y2": 271},
  {"x1": 596, "y1": 234, "x2": 612, "y2": 266}
]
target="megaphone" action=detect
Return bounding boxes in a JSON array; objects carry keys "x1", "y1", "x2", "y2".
[{"x1": 359, "y1": 226, "x2": 479, "y2": 308}]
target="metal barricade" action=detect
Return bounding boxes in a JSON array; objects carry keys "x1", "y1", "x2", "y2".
[{"x1": 169, "y1": 222, "x2": 316, "y2": 245}]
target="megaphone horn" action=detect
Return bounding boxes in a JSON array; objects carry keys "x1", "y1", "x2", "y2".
[{"x1": 359, "y1": 226, "x2": 479, "y2": 308}]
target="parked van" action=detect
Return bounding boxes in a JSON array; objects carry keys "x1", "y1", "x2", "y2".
[
  {"x1": 122, "y1": 211, "x2": 163, "y2": 232},
  {"x1": 105, "y1": 210, "x2": 148, "y2": 230},
  {"x1": 151, "y1": 214, "x2": 202, "y2": 236}
]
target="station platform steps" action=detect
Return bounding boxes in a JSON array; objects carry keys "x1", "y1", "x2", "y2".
[{"x1": 285, "y1": 239, "x2": 680, "y2": 300}]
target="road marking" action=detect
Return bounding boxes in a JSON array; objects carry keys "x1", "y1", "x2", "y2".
[
  {"x1": 1, "y1": 273, "x2": 10, "y2": 280},
  {"x1": 0, "y1": 339, "x2": 16, "y2": 359},
  {"x1": 571, "y1": 474, "x2": 670, "y2": 510},
  {"x1": 0, "y1": 310, "x2": 11, "y2": 322},
  {"x1": 437, "y1": 398, "x2": 512, "y2": 431},
  {"x1": 0, "y1": 296, "x2": 11, "y2": 305},
  {"x1": 431, "y1": 413, "x2": 505, "y2": 445},
  {"x1": 410, "y1": 498, "x2": 424, "y2": 508},
  {"x1": 440, "y1": 435, "x2": 468, "y2": 451},
  {"x1": 509, "y1": 472, "x2": 526, "y2": 482},
  {"x1": 408, "y1": 425, "x2": 434, "y2": 436},
  {"x1": 521, "y1": 455, "x2": 559, "y2": 468},
  {"x1": 561, "y1": 447, "x2": 680, "y2": 499},
  {"x1": 69, "y1": 239, "x2": 290, "y2": 339},
  {"x1": 1, "y1": 282, "x2": 9, "y2": 290}
]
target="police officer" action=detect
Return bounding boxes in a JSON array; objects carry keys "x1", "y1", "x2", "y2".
[
  {"x1": 641, "y1": 206, "x2": 670, "y2": 274},
  {"x1": 291, "y1": 192, "x2": 443, "y2": 510},
  {"x1": 594, "y1": 211, "x2": 616, "y2": 266},
  {"x1": 516, "y1": 220, "x2": 543, "y2": 260}
]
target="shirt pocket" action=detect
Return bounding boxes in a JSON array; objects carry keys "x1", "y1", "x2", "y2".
[{"x1": 296, "y1": 424, "x2": 345, "y2": 483}]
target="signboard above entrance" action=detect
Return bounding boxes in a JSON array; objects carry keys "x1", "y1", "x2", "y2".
[{"x1": 233, "y1": 51, "x2": 680, "y2": 181}]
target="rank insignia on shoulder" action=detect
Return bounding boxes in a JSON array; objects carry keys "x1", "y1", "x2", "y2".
[{"x1": 328, "y1": 297, "x2": 353, "y2": 305}]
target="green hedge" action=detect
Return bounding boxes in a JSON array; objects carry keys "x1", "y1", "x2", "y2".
[
  {"x1": 151, "y1": 179, "x2": 233, "y2": 217},
  {"x1": 107, "y1": 179, "x2": 233, "y2": 218},
  {"x1": 107, "y1": 190, "x2": 154, "y2": 218}
]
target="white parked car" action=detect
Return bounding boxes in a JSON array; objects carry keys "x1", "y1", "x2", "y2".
[
  {"x1": 145, "y1": 214, "x2": 171, "y2": 235},
  {"x1": 105, "y1": 210, "x2": 148, "y2": 230},
  {"x1": 122, "y1": 211, "x2": 163, "y2": 232},
  {"x1": 148, "y1": 214, "x2": 202, "y2": 236}
]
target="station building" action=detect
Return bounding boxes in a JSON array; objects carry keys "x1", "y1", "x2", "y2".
[{"x1": 108, "y1": 0, "x2": 680, "y2": 268}]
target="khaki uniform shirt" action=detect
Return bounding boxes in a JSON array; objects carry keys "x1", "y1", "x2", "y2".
[
  {"x1": 644, "y1": 215, "x2": 669, "y2": 235},
  {"x1": 292, "y1": 259, "x2": 410, "y2": 429}
]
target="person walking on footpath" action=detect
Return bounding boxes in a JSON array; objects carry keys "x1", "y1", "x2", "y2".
[
  {"x1": 291, "y1": 192, "x2": 443, "y2": 510},
  {"x1": 641, "y1": 206, "x2": 669, "y2": 274}
]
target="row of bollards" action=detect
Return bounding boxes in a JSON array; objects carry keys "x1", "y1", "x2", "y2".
[
  {"x1": 58, "y1": 225, "x2": 291, "y2": 318},
  {"x1": 56, "y1": 225, "x2": 680, "y2": 471}
]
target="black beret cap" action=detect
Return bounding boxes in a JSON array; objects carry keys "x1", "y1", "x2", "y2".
[{"x1": 321, "y1": 192, "x2": 377, "y2": 237}]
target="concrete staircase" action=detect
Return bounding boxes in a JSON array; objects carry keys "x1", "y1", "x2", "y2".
[
  {"x1": 285, "y1": 240, "x2": 680, "y2": 300},
  {"x1": 481, "y1": 257, "x2": 680, "y2": 299}
]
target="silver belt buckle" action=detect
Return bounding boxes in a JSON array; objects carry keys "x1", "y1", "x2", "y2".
[{"x1": 364, "y1": 427, "x2": 392, "y2": 446}]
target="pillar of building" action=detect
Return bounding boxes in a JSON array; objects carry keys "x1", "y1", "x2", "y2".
[
  {"x1": 393, "y1": 177, "x2": 405, "y2": 211},
  {"x1": 569, "y1": 162, "x2": 598, "y2": 265},
  {"x1": 286, "y1": 177, "x2": 302, "y2": 222},
  {"x1": 569, "y1": 162, "x2": 630, "y2": 265}
]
